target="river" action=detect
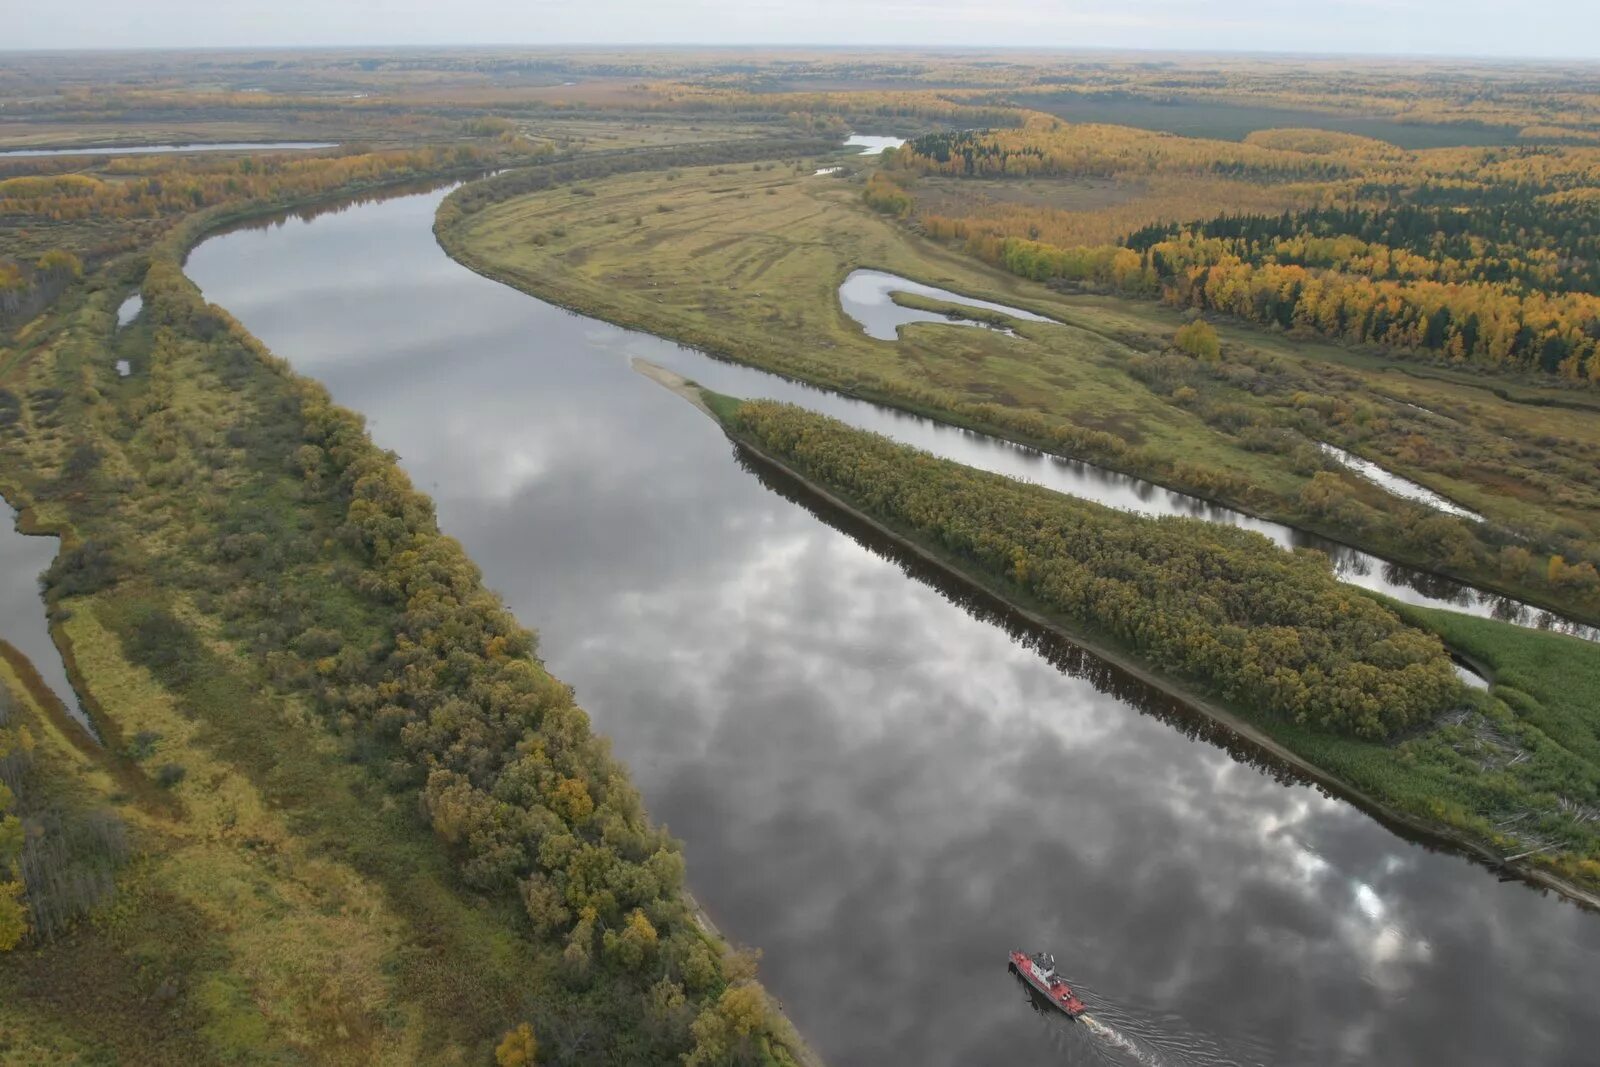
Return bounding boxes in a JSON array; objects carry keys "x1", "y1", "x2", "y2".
[
  {"x1": 0, "y1": 505, "x2": 87, "y2": 729},
  {"x1": 184, "y1": 185, "x2": 1600, "y2": 1066},
  {"x1": 0, "y1": 142, "x2": 337, "y2": 159}
]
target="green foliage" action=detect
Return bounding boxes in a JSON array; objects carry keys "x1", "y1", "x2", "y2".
[
  {"x1": 1174, "y1": 319, "x2": 1221, "y2": 361},
  {"x1": 732, "y1": 400, "x2": 1464, "y2": 738},
  {"x1": 0, "y1": 707, "x2": 29, "y2": 952}
]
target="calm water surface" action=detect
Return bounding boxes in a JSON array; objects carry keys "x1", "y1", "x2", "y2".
[
  {"x1": 0, "y1": 142, "x2": 336, "y2": 159},
  {"x1": 185, "y1": 187, "x2": 1600, "y2": 1067},
  {"x1": 0, "y1": 505, "x2": 88, "y2": 729},
  {"x1": 1315, "y1": 442, "x2": 1482, "y2": 522},
  {"x1": 845, "y1": 134, "x2": 907, "y2": 155}
]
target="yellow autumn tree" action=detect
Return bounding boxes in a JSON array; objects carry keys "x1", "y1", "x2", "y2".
[{"x1": 494, "y1": 1023, "x2": 538, "y2": 1067}]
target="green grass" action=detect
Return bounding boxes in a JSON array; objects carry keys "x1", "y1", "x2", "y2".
[{"x1": 1394, "y1": 603, "x2": 1600, "y2": 767}]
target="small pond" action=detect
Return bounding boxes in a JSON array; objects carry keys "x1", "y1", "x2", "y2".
[
  {"x1": 0, "y1": 503, "x2": 90, "y2": 732},
  {"x1": 115, "y1": 295, "x2": 142, "y2": 328}
]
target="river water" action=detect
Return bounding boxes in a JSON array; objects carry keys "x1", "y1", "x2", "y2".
[
  {"x1": 185, "y1": 186, "x2": 1600, "y2": 1066},
  {"x1": 0, "y1": 142, "x2": 336, "y2": 159},
  {"x1": 0, "y1": 504, "x2": 87, "y2": 729}
]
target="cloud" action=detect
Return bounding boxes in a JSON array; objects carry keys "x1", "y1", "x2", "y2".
[{"x1": 10, "y1": 0, "x2": 1600, "y2": 55}]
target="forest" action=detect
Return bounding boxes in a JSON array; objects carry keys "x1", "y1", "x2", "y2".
[{"x1": 885, "y1": 119, "x2": 1600, "y2": 381}]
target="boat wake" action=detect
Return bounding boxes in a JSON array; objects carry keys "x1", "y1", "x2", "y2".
[
  {"x1": 1013, "y1": 969, "x2": 1268, "y2": 1066},
  {"x1": 1079, "y1": 1013, "x2": 1164, "y2": 1066}
]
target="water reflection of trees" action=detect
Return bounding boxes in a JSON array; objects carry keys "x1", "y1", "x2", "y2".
[
  {"x1": 203, "y1": 173, "x2": 476, "y2": 238},
  {"x1": 737, "y1": 445, "x2": 1313, "y2": 788},
  {"x1": 736, "y1": 444, "x2": 1552, "y2": 876}
]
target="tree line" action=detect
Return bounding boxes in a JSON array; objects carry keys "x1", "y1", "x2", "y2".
[
  {"x1": 0, "y1": 688, "x2": 25, "y2": 952},
  {"x1": 882, "y1": 119, "x2": 1600, "y2": 382}
]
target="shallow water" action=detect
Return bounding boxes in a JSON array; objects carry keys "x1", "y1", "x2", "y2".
[
  {"x1": 839, "y1": 267, "x2": 1052, "y2": 341},
  {"x1": 845, "y1": 134, "x2": 907, "y2": 155},
  {"x1": 1317, "y1": 442, "x2": 1482, "y2": 521},
  {"x1": 115, "y1": 294, "x2": 142, "y2": 328},
  {"x1": 184, "y1": 186, "x2": 1600, "y2": 1067},
  {"x1": 0, "y1": 504, "x2": 89, "y2": 731},
  {"x1": 832, "y1": 270, "x2": 1590, "y2": 638},
  {"x1": 0, "y1": 142, "x2": 336, "y2": 159}
]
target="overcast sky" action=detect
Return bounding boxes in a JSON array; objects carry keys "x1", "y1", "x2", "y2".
[{"x1": 11, "y1": 0, "x2": 1600, "y2": 59}]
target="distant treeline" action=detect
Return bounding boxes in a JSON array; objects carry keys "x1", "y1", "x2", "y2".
[
  {"x1": 728, "y1": 400, "x2": 1463, "y2": 739},
  {"x1": 887, "y1": 119, "x2": 1600, "y2": 383},
  {"x1": 439, "y1": 135, "x2": 836, "y2": 221}
]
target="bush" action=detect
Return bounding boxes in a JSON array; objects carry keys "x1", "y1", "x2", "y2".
[{"x1": 1175, "y1": 320, "x2": 1222, "y2": 361}]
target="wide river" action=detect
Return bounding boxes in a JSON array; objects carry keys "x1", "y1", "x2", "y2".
[{"x1": 184, "y1": 185, "x2": 1600, "y2": 1066}]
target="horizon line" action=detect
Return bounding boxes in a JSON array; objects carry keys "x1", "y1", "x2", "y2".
[{"x1": 3, "y1": 42, "x2": 1600, "y2": 64}]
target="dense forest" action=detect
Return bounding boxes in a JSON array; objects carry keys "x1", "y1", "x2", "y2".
[{"x1": 885, "y1": 117, "x2": 1600, "y2": 382}]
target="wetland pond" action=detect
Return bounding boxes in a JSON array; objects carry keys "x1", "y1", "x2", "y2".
[{"x1": 185, "y1": 185, "x2": 1600, "y2": 1066}]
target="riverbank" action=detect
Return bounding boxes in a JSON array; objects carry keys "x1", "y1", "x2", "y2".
[
  {"x1": 435, "y1": 156, "x2": 1600, "y2": 631},
  {"x1": 0, "y1": 157, "x2": 819, "y2": 1062},
  {"x1": 637, "y1": 359, "x2": 1600, "y2": 910}
]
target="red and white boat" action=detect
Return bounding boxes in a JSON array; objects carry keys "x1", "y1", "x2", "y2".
[{"x1": 1009, "y1": 950, "x2": 1086, "y2": 1018}]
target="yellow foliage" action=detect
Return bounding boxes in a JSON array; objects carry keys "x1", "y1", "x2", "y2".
[{"x1": 495, "y1": 1023, "x2": 538, "y2": 1066}]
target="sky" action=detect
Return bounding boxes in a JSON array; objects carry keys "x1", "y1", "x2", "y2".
[{"x1": 10, "y1": 0, "x2": 1600, "y2": 59}]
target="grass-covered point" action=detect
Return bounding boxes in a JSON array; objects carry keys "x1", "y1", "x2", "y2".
[{"x1": 727, "y1": 399, "x2": 1462, "y2": 739}]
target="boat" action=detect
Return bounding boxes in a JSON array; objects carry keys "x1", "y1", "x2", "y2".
[{"x1": 1009, "y1": 949, "x2": 1085, "y2": 1018}]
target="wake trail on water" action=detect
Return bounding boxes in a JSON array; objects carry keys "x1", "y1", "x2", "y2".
[
  {"x1": 1079, "y1": 1013, "x2": 1166, "y2": 1066},
  {"x1": 1045, "y1": 981, "x2": 1269, "y2": 1067}
]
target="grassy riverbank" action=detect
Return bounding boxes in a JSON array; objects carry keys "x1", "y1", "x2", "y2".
[
  {"x1": 0, "y1": 158, "x2": 812, "y2": 1065},
  {"x1": 438, "y1": 159, "x2": 1600, "y2": 627},
  {"x1": 668, "y1": 374, "x2": 1600, "y2": 902}
]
